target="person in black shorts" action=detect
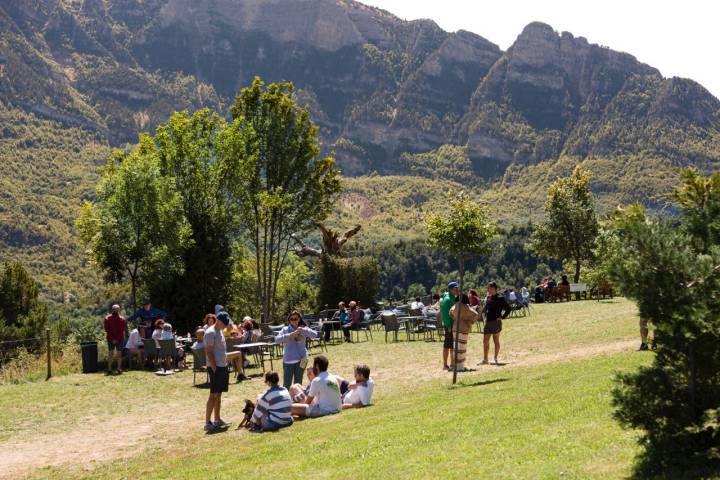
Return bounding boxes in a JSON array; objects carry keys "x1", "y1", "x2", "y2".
[
  {"x1": 481, "y1": 281, "x2": 511, "y2": 365},
  {"x1": 204, "y1": 312, "x2": 230, "y2": 432}
]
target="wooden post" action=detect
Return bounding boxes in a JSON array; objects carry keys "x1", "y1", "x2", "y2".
[
  {"x1": 45, "y1": 327, "x2": 51, "y2": 381},
  {"x1": 452, "y1": 260, "x2": 464, "y2": 384}
]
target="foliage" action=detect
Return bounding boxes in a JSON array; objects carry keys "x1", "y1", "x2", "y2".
[
  {"x1": 153, "y1": 108, "x2": 237, "y2": 329},
  {"x1": 671, "y1": 168, "x2": 720, "y2": 253},
  {"x1": 0, "y1": 262, "x2": 48, "y2": 340},
  {"x1": 77, "y1": 135, "x2": 190, "y2": 310},
  {"x1": 531, "y1": 166, "x2": 600, "y2": 282},
  {"x1": 227, "y1": 77, "x2": 342, "y2": 322},
  {"x1": 426, "y1": 192, "x2": 495, "y2": 287},
  {"x1": 609, "y1": 172, "x2": 720, "y2": 478},
  {"x1": 318, "y1": 256, "x2": 379, "y2": 309}
]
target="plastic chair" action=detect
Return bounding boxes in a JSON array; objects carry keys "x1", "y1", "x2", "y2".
[
  {"x1": 142, "y1": 338, "x2": 158, "y2": 369},
  {"x1": 158, "y1": 339, "x2": 176, "y2": 371},
  {"x1": 191, "y1": 348, "x2": 208, "y2": 386},
  {"x1": 382, "y1": 313, "x2": 404, "y2": 343}
]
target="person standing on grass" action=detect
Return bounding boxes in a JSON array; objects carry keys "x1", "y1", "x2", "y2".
[
  {"x1": 204, "y1": 311, "x2": 230, "y2": 432},
  {"x1": 440, "y1": 282, "x2": 459, "y2": 371},
  {"x1": 104, "y1": 304, "x2": 126, "y2": 375},
  {"x1": 481, "y1": 281, "x2": 511, "y2": 365},
  {"x1": 250, "y1": 371, "x2": 294, "y2": 432},
  {"x1": 638, "y1": 317, "x2": 656, "y2": 351},
  {"x1": 275, "y1": 310, "x2": 317, "y2": 389}
]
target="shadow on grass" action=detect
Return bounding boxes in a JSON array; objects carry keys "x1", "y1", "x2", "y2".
[{"x1": 451, "y1": 378, "x2": 509, "y2": 389}]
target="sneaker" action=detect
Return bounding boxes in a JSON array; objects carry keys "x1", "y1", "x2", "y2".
[
  {"x1": 650, "y1": 343, "x2": 657, "y2": 351},
  {"x1": 638, "y1": 343, "x2": 649, "y2": 351},
  {"x1": 204, "y1": 422, "x2": 215, "y2": 432},
  {"x1": 213, "y1": 419, "x2": 229, "y2": 429}
]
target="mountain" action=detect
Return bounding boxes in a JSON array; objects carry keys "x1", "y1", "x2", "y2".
[{"x1": 0, "y1": 0, "x2": 719, "y2": 299}]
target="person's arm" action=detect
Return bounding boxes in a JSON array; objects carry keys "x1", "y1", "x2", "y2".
[
  {"x1": 301, "y1": 326, "x2": 318, "y2": 339},
  {"x1": 155, "y1": 308, "x2": 167, "y2": 320},
  {"x1": 275, "y1": 327, "x2": 296, "y2": 344},
  {"x1": 205, "y1": 332, "x2": 217, "y2": 372}
]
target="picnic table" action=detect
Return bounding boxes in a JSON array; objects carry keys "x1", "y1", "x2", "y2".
[{"x1": 234, "y1": 342, "x2": 274, "y2": 373}]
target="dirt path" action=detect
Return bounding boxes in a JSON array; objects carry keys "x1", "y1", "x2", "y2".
[{"x1": 0, "y1": 339, "x2": 637, "y2": 479}]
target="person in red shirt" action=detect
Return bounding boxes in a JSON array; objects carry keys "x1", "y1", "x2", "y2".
[{"x1": 104, "y1": 304, "x2": 127, "y2": 374}]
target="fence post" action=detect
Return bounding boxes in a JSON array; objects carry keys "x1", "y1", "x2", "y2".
[{"x1": 46, "y1": 328, "x2": 51, "y2": 381}]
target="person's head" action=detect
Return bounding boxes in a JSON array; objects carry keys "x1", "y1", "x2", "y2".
[
  {"x1": 348, "y1": 301, "x2": 357, "y2": 310},
  {"x1": 562, "y1": 274, "x2": 568, "y2": 281},
  {"x1": 195, "y1": 328, "x2": 205, "y2": 341},
  {"x1": 163, "y1": 322, "x2": 173, "y2": 332},
  {"x1": 469, "y1": 289, "x2": 478, "y2": 297},
  {"x1": 448, "y1": 281, "x2": 459, "y2": 296},
  {"x1": 354, "y1": 364, "x2": 370, "y2": 382},
  {"x1": 138, "y1": 324, "x2": 145, "y2": 335},
  {"x1": 338, "y1": 301, "x2": 345, "y2": 310},
  {"x1": 142, "y1": 300, "x2": 151, "y2": 311},
  {"x1": 264, "y1": 371, "x2": 280, "y2": 387},
  {"x1": 216, "y1": 311, "x2": 230, "y2": 328},
  {"x1": 306, "y1": 366, "x2": 317, "y2": 381},
  {"x1": 313, "y1": 355, "x2": 329, "y2": 373},
  {"x1": 432, "y1": 293, "x2": 440, "y2": 301},
  {"x1": 214, "y1": 304, "x2": 225, "y2": 315},
  {"x1": 415, "y1": 296, "x2": 421, "y2": 302},
  {"x1": 155, "y1": 319, "x2": 164, "y2": 329},
  {"x1": 461, "y1": 293, "x2": 470, "y2": 304},
  {"x1": 242, "y1": 318, "x2": 253, "y2": 331},
  {"x1": 288, "y1": 310, "x2": 303, "y2": 328},
  {"x1": 111, "y1": 304, "x2": 120, "y2": 314},
  {"x1": 204, "y1": 313, "x2": 216, "y2": 327},
  {"x1": 487, "y1": 281, "x2": 498, "y2": 295}
]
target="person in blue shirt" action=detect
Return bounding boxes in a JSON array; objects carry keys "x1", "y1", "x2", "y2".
[
  {"x1": 274, "y1": 310, "x2": 317, "y2": 389},
  {"x1": 127, "y1": 301, "x2": 167, "y2": 339}
]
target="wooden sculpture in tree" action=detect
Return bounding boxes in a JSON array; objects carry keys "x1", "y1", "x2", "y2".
[{"x1": 291, "y1": 223, "x2": 362, "y2": 258}]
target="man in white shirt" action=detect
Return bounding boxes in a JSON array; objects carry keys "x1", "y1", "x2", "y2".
[
  {"x1": 342, "y1": 364, "x2": 374, "y2": 409},
  {"x1": 410, "y1": 297, "x2": 425, "y2": 311},
  {"x1": 291, "y1": 355, "x2": 341, "y2": 418}
]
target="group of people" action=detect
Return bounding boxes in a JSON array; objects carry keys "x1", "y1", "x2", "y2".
[
  {"x1": 321, "y1": 300, "x2": 368, "y2": 343},
  {"x1": 435, "y1": 281, "x2": 512, "y2": 372},
  {"x1": 103, "y1": 301, "x2": 185, "y2": 374},
  {"x1": 201, "y1": 308, "x2": 374, "y2": 433}
]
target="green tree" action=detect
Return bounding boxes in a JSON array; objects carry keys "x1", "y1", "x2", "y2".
[
  {"x1": 671, "y1": 168, "x2": 720, "y2": 253},
  {"x1": 531, "y1": 166, "x2": 599, "y2": 283},
  {"x1": 227, "y1": 78, "x2": 341, "y2": 322},
  {"x1": 610, "y1": 182, "x2": 720, "y2": 476},
  {"x1": 154, "y1": 108, "x2": 240, "y2": 327},
  {"x1": 0, "y1": 262, "x2": 48, "y2": 340},
  {"x1": 77, "y1": 135, "x2": 189, "y2": 311},
  {"x1": 427, "y1": 193, "x2": 495, "y2": 383}
]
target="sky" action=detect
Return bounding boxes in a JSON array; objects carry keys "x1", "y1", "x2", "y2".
[{"x1": 362, "y1": 0, "x2": 720, "y2": 99}]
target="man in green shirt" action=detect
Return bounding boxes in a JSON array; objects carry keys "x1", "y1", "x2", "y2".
[{"x1": 440, "y1": 281, "x2": 459, "y2": 371}]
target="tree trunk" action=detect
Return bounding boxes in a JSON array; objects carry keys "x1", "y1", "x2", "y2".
[
  {"x1": 452, "y1": 258, "x2": 464, "y2": 385},
  {"x1": 574, "y1": 258, "x2": 581, "y2": 283},
  {"x1": 130, "y1": 277, "x2": 137, "y2": 312}
]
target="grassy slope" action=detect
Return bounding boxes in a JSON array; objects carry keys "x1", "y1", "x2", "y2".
[{"x1": 0, "y1": 299, "x2": 655, "y2": 479}]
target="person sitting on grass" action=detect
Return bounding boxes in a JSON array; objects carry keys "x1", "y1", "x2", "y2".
[
  {"x1": 250, "y1": 371, "x2": 294, "y2": 432},
  {"x1": 291, "y1": 355, "x2": 341, "y2": 418},
  {"x1": 341, "y1": 364, "x2": 374, "y2": 409},
  {"x1": 288, "y1": 366, "x2": 317, "y2": 403}
]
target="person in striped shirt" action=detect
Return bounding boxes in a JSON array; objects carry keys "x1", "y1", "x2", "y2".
[{"x1": 251, "y1": 371, "x2": 293, "y2": 432}]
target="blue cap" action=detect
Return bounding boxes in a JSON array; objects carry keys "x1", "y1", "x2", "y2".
[
  {"x1": 214, "y1": 304, "x2": 225, "y2": 315},
  {"x1": 448, "y1": 281, "x2": 459, "y2": 290},
  {"x1": 216, "y1": 311, "x2": 230, "y2": 325}
]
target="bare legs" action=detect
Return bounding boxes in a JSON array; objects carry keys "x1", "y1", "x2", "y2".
[
  {"x1": 482, "y1": 333, "x2": 501, "y2": 364},
  {"x1": 205, "y1": 392, "x2": 221, "y2": 424},
  {"x1": 443, "y1": 347, "x2": 453, "y2": 369}
]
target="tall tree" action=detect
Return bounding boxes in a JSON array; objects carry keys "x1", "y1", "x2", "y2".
[
  {"x1": 671, "y1": 168, "x2": 720, "y2": 253},
  {"x1": 609, "y1": 199, "x2": 720, "y2": 477},
  {"x1": 77, "y1": 135, "x2": 189, "y2": 311},
  {"x1": 153, "y1": 109, "x2": 240, "y2": 326},
  {"x1": 426, "y1": 192, "x2": 495, "y2": 383},
  {"x1": 0, "y1": 262, "x2": 47, "y2": 339},
  {"x1": 226, "y1": 77, "x2": 341, "y2": 322},
  {"x1": 531, "y1": 166, "x2": 599, "y2": 283}
]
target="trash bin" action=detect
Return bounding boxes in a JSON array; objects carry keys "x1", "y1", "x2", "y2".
[{"x1": 80, "y1": 341, "x2": 98, "y2": 373}]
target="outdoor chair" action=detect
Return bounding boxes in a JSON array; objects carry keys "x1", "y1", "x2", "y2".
[
  {"x1": 191, "y1": 347, "x2": 208, "y2": 386},
  {"x1": 142, "y1": 338, "x2": 159, "y2": 369},
  {"x1": 382, "y1": 313, "x2": 404, "y2": 343},
  {"x1": 422, "y1": 317, "x2": 439, "y2": 341},
  {"x1": 158, "y1": 339, "x2": 177, "y2": 372},
  {"x1": 353, "y1": 317, "x2": 373, "y2": 342}
]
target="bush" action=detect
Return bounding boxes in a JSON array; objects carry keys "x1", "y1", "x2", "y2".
[{"x1": 318, "y1": 256, "x2": 379, "y2": 309}]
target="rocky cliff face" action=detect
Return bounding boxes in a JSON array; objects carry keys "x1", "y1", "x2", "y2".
[{"x1": 1, "y1": 1, "x2": 718, "y2": 175}]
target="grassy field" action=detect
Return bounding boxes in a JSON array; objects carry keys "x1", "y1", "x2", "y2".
[{"x1": 0, "y1": 299, "x2": 651, "y2": 479}]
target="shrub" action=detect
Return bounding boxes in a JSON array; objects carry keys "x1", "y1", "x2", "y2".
[{"x1": 318, "y1": 256, "x2": 379, "y2": 309}]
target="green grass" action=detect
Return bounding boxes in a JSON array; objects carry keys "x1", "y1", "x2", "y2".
[{"x1": 0, "y1": 299, "x2": 652, "y2": 479}]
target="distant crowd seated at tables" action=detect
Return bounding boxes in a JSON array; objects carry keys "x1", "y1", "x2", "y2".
[{"x1": 322, "y1": 300, "x2": 369, "y2": 342}]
